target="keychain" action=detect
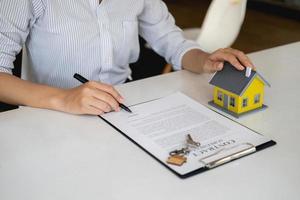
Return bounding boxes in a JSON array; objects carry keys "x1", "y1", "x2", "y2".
[{"x1": 166, "y1": 134, "x2": 200, "y2": 166}]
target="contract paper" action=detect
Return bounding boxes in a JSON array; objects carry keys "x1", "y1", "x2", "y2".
[{"x1": 102, "y1": 92, "x2": 270, "y2": 176}]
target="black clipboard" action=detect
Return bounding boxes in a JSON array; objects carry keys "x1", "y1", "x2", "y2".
[{"x1": 98, "y1": 114, "x2": 276, "y2": 179}]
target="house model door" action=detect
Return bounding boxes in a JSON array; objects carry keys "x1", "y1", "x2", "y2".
[{"x1": 223, "y1": 94, "x2": 229, "y2": 109}]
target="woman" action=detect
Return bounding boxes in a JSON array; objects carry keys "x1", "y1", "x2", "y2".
[{"x1": 0, "y1": 0, "x2": 253, "y2": 115}]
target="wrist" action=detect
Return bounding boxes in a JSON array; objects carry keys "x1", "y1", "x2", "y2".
[
  {"x1": 182, "y1": 49, "x2": 209, "y2": 74},
  {"x1": 46, "y1": 88, "x2": 68, "y2": 112}
]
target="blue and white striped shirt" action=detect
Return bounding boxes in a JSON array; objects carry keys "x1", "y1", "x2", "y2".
[{"x1": 0, "y1": 0, "x2": 200, "y2": 88}]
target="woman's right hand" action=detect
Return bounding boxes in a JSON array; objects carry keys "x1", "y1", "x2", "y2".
[{"x1": 57, "y1": 81, "x2": 124, "y2": 115}]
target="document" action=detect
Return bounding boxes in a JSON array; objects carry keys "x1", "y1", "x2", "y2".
[{"x1": 102, "y1": 92, "x2": 272, "y2": 176}]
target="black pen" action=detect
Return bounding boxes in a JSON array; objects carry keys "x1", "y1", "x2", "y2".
[{"x1": 73, "y1": 73, "x2": 132, "y2": 113}]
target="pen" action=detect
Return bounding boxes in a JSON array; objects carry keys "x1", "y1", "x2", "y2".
[{"x1": 73, "y1": 73, "x2": 132, "y2": 113}]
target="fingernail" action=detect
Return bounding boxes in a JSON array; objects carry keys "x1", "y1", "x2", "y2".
[{"x1": 119, "y1": 97, "x2": 125, "y2": 103}]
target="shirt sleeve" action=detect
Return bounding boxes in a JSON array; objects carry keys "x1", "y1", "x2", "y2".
[
  {"x1": 0, "y1": 0, "x2": 43, "y2": 74},
  {"x1": 138, "y1": 0, "x2": 202, "y2": 70}
]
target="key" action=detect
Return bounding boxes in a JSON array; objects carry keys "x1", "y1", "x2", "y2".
[{"x1": 186, "y1": 134, "x2": 200, "y2": 147}]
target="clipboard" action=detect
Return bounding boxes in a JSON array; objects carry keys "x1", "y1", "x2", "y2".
[{"x1": 100, "y1": 92, "x2": 276, "y2": 178}]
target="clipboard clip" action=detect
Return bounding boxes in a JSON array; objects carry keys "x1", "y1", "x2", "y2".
[{"x1": 199, "y1": 143, "x2": 256, "y2": 169}]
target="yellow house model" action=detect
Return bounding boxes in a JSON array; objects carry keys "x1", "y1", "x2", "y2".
[{"x1": 209, "y1": 62, "x2": 270, "y2": 118}]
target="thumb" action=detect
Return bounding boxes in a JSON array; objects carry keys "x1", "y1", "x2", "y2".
[{"x1": 213, "y1": 61, "x2": 224, "y2": 72}]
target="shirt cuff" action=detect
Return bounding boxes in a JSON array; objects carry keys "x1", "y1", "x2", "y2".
[
  {"x1": 0, "y1": 66, "x2": 13, "y2": 74},
  {"x1": 0, "y1": 59, "x2": 14, "y2": 74},
  {"x1": 172, "y1": 40, "x2": 203, "y2": 71}
]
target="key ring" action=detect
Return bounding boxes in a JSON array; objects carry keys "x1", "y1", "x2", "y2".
[{"x1": 169, "y1": 147, "x2": 190, "y2": 156}]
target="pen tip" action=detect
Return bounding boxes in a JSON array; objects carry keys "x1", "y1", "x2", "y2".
[{"x1": 120, "y1": 104, "x2": 132, "y2": 113}]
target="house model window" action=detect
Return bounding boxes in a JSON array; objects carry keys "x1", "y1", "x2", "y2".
[
  {"x1": 242, "y1": 98, "x2": 248, "y2": 107},
  {"x1": 254, "y1": 94, "x2": 260, "y2": 104},
  {"x1": 217, "y1": 91, "x2": 223, "y2": 101},
  {"x1": 230, "y1": 97, "x2": 235, "y2": 107},
  {"x1": 209, "y1": 62, "x2": 270, "y2": 118}
]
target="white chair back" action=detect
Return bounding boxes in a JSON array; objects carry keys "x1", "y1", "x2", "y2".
[
  {"x1": 21, "y1": 46, "x2": 31, "y2": 81},
  {"x1": 196, "y1": 0, "x2": 247, "y2": 53}
]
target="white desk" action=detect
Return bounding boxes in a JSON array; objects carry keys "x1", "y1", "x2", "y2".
[{"x1": 1, "y1": 42, "x2": 299, "y2": 200}]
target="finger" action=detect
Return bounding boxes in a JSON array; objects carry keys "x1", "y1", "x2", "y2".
[
  {"x1": 205, "y1": 61, "x2": 223, "y2": 73},
  {"x1": 89, "y1": 96, "x2": 115, "y2": 113},
  {"x1": 223, "y1": 48, "x2": 255, "y2": 69},
  {"x1": 214, "y1": 61, "x2": 224, "y2": 71},
  {"x1": 210, "y1": 50, "x2": 244, "y2": 70},
  {"x1": 90, "y1": 88, "x2": 120, "y2": 111},
  {"x1": 86, "y1": 105, "x2": 105, "y2": 115},
  {"x1": 89, "y1": 81, "x2": 124, "y2": 103}
]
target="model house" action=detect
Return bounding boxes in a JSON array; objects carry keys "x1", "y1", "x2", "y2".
[{"x1": 209, "y1": 62, "x2": 270, "y2": 117}]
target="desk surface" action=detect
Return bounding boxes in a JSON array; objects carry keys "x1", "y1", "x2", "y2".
[{"x1": 1, "y1": 42, "x2": 300, "y2": 200}]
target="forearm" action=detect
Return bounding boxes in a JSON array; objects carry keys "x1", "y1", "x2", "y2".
[
  {"x1": 0, "y1": 73, "x2": 65, "y2": 111},
  {"x1": 181, "y1": 49, "x2": 209, "y2": 74},
  {"x1": 0, "y1": 72, "x2": 125, "y2": 115}
]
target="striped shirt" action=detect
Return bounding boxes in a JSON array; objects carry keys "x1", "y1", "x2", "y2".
[{"x1": 0, "y1": 0, "x2": 200, "y2": 88}]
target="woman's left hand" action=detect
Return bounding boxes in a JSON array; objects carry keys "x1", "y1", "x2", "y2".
[
  {"x1": 182, "y1": 48, "x2": 255, "y2": 74},
  {"x1": 202, "y1": 47, "x2": 255, "y2": 73}
]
